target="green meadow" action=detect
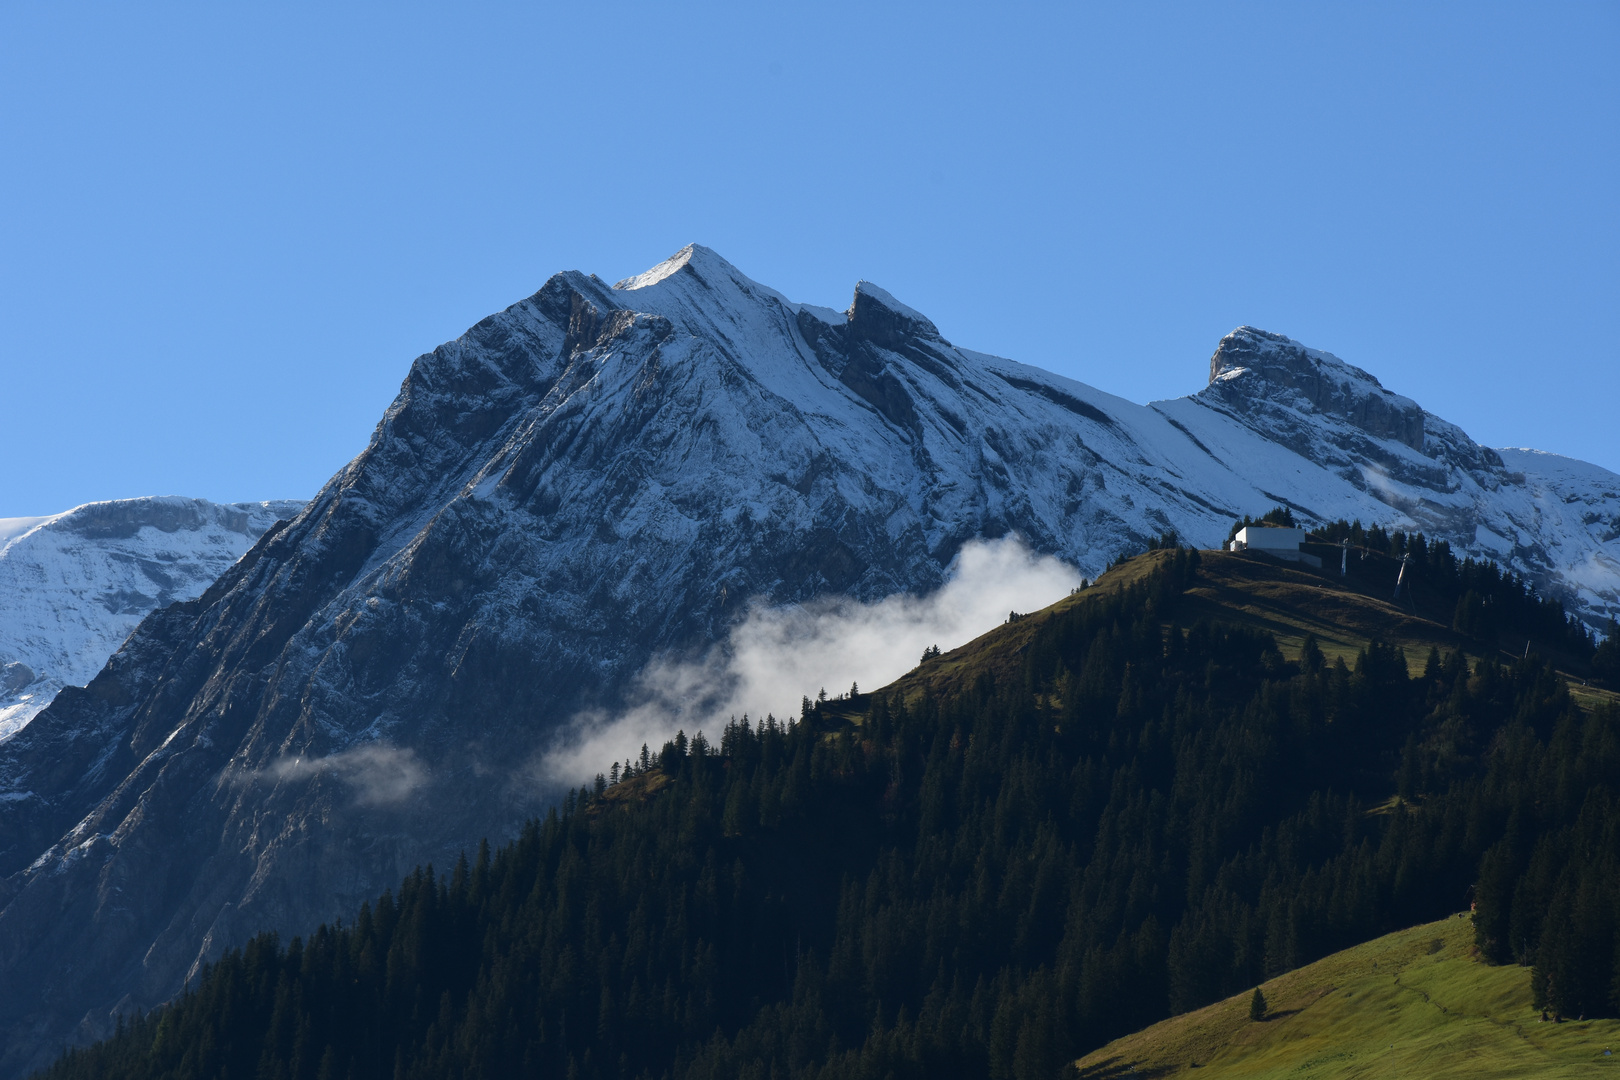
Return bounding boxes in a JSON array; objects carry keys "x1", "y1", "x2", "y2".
[{"x1": 1075, "y1": 914, "x2": 1620, "y2": 1078}]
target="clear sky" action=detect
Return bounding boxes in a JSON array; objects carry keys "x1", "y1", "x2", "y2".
[{"x1": 1, "y1": 3, "x2": 1615, "y2": 517}]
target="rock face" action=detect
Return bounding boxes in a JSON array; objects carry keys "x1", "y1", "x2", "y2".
[
  {"x1": 0, "y1": 245, "x2": 1615, "y2": 1077},
  {"x1": 0, "y1": 498, "x2": 303, "y2": 740},
  {"x1": 1206, "y1": 326, "x2": 1431, "y2": 452}
]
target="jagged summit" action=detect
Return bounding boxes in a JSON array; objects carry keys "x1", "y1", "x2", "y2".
[
  {"x1": 849, "y1": 280, "x2": 941, "y2": 343},
  {"x1": 607, "y1": 245, "x2": 941, "y2": 339},
  {"x1": 612, "y1": 243, "x2": 750, "y2": 292},
  {"x1": 1202, "y1": 325, "x2": 1428, "y2": 453},
  {"x1": 1207, "y1": 325, "x2": 1400, "y2": 400},
  {"x1": 606, "y1": 243, "x2": 803, "y2": 324}
]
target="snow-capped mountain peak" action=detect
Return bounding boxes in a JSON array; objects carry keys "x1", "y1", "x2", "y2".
[{"x1": 613, "y1": 242, "x2": 753, "y2": 292}]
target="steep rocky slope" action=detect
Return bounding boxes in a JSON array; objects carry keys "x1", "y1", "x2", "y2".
[
  {"x1": 0, "y1": 245, "x2": 1613, "y2": 1076},
  {"x1": 0, "y1": 498, "x2": 303, "y2": 740}
]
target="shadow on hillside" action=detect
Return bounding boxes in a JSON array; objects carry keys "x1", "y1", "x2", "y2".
[{"x1": 1073, "y1": 1055, "x2": 1178, "y2": 1078}]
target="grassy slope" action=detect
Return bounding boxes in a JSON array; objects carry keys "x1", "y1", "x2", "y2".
[
  {"x1": 883, "y1": 547, "x2": 1620, "y2": 707},
  {"x1": 1073, "y1": 914, "x2": 1620, "y2": 1079}
]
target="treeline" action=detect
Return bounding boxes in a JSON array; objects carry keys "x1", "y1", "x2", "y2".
[
  {"x1": 1308, "y1": 517, "x2": 1600, "y2": 668},
  {"x1": 41, "y1": 550, "x2": 1620, "y2": 1080}
]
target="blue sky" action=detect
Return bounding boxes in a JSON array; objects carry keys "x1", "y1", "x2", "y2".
[{"x1": 1, "y1": 3, "x2": 1615, "y2": 516}]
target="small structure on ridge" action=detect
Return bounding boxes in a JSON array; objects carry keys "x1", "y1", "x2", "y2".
[{"x1": 1227, "y1": 526, "x2": 1322, "y2": 568}]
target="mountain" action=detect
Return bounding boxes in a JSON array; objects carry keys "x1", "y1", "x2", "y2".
[
  {"x1": 0, "y1": 498, "x2": 303, "y2": 740},
  {"x1": 32, "y1": 548, "x2": 1620, "y2": 1080},
  {"x1": 1, "y1": 245, "x2": 1616, "y2": 1076}
]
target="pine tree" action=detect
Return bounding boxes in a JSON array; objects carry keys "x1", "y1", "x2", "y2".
[{"x1": 1249, "y1": 987, "x2": 1267, "y2": 1021}]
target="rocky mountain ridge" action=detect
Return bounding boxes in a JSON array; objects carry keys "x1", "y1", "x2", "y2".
[{"x1": 0, "y1": 244, "x2": 1614, "y2": 1077}]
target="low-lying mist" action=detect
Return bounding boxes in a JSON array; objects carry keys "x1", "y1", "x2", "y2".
[
  {"x1": 539, "y1": 536, "x2": 1081, "y2": 784},
  {"x1": 251, "y1": 743, "x2": 429, "y2": 806}
]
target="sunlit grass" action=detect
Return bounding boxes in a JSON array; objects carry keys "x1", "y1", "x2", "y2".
[{"x1": 1074, "y1": 915, "x2": 1620, "y2": 1078}]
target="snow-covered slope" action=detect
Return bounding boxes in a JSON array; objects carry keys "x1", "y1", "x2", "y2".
[
  {"x1": 0, "y1": 245, "x2": 1614, "y2": 1077},
  {"x1": 1493, "y1": 448, "x2": 1620, "y2": 619},
  {"x1": 0, "y1": 498, "x2": 303, "y2": 740}
]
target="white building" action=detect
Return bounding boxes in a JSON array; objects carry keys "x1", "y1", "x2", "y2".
[{"x1": 1228, "y1": 526, "x2": 1322, "y2": 567}]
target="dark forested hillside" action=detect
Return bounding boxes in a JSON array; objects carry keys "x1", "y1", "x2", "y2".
[{"x1": 40, "y1": 549, "x2": 1620, "y2": 1080}]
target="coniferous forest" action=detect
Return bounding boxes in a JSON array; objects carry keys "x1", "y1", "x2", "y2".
[{"x1": 40, "y1": 547, "x2": 1620, "y2": 1080}]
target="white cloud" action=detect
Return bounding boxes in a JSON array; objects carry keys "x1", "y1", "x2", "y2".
[
  {"x1": 263, "y1": 742, "x2": 427, "y2": 806},
  {"x1": 539, "y1": 536, "x2": 1081, "y2": 784}
]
